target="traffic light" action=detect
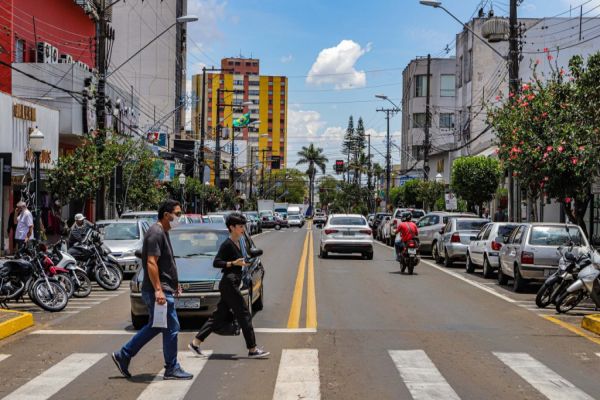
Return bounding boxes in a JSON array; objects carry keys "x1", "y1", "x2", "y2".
[{"x1": 335, "y1": 160, "x2": 344, "y2": 174}]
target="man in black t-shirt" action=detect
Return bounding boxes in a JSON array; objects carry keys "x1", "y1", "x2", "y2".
[{"x1": 112, "y1": 200, "x2": 193, "y2": 380}]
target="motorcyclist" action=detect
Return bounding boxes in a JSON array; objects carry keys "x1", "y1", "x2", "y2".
[
  {"x1": 68, "y1": 213, "x2": 93, "y2": 247},
  {"x1": 394, "y1": 211, "x2": 419, "y2": 262}
]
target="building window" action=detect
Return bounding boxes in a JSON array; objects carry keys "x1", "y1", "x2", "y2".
[
  {"x1": 268, "y1": 81, "x2": 273, "y2": 86},
  {"x1": 439, "y1": 113, "x2": 455, "y2": 129},
  {"x1": 280, "y1": 91, "x2": 285, "y2": 96},
  {"x1": 413, "y1": 113, "x2": 428, "y2": 128},
  {"x1": 412, "y1": 145, "x2": 423, "y2": 161},
  {"x1": 268, "y1": 109, "x2": 273, "y2": 114},
  {"x1": 268, "y1": 118, "x2": 273, "y2": 123},
  {"x1": 415, "y1": 75, "x2": 428, "y2": 97},
  {"x1": 15, "y1": 39, "x2": 25, "y2": 63},
  {"x1": 280, "y1": 100, "x2": 285, "y2": 105},
  {"x1": 440, "y1": 75, "x2": 455, "y2": 97},
  {"x1": 458, "y1": 56, "x2": 463, "y2": 85},
  {"x1": 464, "y1": 50, "x2": 472, "y2": 84},
  {"x1": 268, "y1": 99, "x2": 273, "y2": 105},
  {"x1": 248, "y1": 90, "x2": 259, "y2": 95},
  {"x1": 233, "y1": 80, "x2": 244, "y2": 85},
  {"x1": 268, "y1": 91, "x2": 273, "y2": 95}
]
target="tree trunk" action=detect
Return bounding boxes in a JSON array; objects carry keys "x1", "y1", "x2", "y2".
[{"x1": 563, "y1": 197, "x2": 590, "y2": 238}]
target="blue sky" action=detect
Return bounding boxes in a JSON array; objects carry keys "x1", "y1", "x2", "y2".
[{"x1": 185, "y1": 0, "x2": 596, "y2": 172}]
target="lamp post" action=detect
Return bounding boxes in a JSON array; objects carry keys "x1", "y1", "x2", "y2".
[
  {"x1": 29, "y1": 128, "x2": 44, "y2": 240},
  {"x1": 435, "y1": 173, "x2": 444, "y2": 184},
  {"x1": 178, "y1": 173, "x2": 186, "y2": 211}
]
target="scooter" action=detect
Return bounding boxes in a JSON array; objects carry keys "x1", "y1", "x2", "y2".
[
  {"x1": 555, "y1": 262, "x2": 600, "y2": 313},
  {"x1": 398, "y1": 239, "x2": 420, "y2": 275},
  {"x1": 50, "y1": 239, "x2": 92, "y2": 298}
]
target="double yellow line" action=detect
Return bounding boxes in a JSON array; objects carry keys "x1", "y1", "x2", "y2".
[{"x1": 287, "y1": 224, "x2": 317, "y2": 329}]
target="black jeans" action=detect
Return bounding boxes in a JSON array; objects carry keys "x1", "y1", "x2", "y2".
[{"x1": 196, "y1": 273, "x2": 256, "y2": 349}]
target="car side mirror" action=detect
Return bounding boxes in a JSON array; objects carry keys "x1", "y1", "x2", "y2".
[
  {"x1": 134, "y1": 249, "x2": 142, "y2": 259},
  {"x1": 249, "y1": 247, "x2": 263, "y2": 258}
]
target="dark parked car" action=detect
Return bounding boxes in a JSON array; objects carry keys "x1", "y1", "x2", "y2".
[
  {"x1": 261, "y1": 215, "x2": 282, "y2": 230},
  {"x1": 129, "y1": 224, "x2": 265, "y2": 329}
]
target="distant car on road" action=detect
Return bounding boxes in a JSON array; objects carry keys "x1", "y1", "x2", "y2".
[
  {"x1": 261, "y1": 215, "x2": 282, "y2": 230},
  {"x1": 313, "y1": 212, "x2": 327, "y2": 226},
  {"x1": 466, "y1": 222, "x2": 519, "y2": 278},
  {"x1": 129, "y1": 224, "x2": 265, "y2": 329},
  {"x1": 288, "y1": 214, "x2": 304, "y2": 227},
  {"x1": 96, "y1": 219, "x2": 149, "y2": 275},
  {"x1": 497, "y1": 223, "x2": 591, "y2": 292},
  {"x1": 434, "y1": 217, "x2": 489, "y2": 267},
  {"x1": 319, "y1": 214, "x2": 373, "y2": 260},
  {"x1": 419, "y1": 212, "x2": 477, "y2": 258}
]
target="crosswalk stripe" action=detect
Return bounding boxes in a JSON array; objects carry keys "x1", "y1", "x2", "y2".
[
  {"x1": 494, "y1": 352, "x2": 594, "y2": 400},
  {"x1": 596, "y1": 353, "x2": 600, "y2": 358},
  {"x1": 388, "y1": 350, "x2": 460, "y2": 400},
  {"x1": 0, "y1": 355, "x2": 10, "y2": 363},
  {"x1": 1, "y1": 353, "x2": 105, "y2": 400},
  {"x1": 135, "y1": 352, "x2": 212, "y2": 400},
  {"x1": 273, "y1": 349, "x2": 320, "y2": 400}
]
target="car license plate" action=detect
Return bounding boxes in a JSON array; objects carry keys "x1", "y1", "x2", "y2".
[
  {"x1": 544, "y1": 269, "x2": 553, "y2": 277},
  {"x1": 125, "y1": 263, "x2": 138, "y2": 272},
  {"x1": 408, "y1": 248, "x2": 417, "y2": 255},
  {"x1": 343, "y1": 231, "x2": 354, "y2": 236},
  {"x1": 175, "y1": 298, "x2": 201, "y2": 309}
]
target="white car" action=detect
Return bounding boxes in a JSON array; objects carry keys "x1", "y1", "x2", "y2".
[
  {"x1": 466, "y1": 222, "x2": 520, "y2": 278},
  {"x1": 288, "y1": 215, "x2": 304, "y2": 227},
  {"x1": 319, "y1": 214, "x2": 373, "y2": 260}
]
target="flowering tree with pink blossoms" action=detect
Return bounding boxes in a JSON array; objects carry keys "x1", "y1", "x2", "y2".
[{"x1": 488, "y1": 52, "x2": 600, "y2": 234}]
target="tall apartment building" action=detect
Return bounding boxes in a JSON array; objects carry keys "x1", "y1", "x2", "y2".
[
  {"x1": 192, "y1": 57, "x2": 288, "y2": 187},
  {"x1": 401, "y1": 57, "x2": 456, "y2": 182}
]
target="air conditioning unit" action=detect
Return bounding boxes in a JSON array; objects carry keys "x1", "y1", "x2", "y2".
[
  {"x1": 59, "y1": 54, "x2": 73, "y2": 64},
  {"x1": 37, "y1": 42, "x2": 52, "y2": 63}
]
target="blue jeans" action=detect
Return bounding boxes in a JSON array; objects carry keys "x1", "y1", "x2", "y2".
[
  {"x1": 395, "y1": 240, "x2": 405, "y2": 261},
  {"x1": 118, "y1": 290, "x2": 180, "y2": 371}
]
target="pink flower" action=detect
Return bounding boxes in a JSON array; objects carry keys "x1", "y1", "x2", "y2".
[
  {"x1": 521, "y1": 101, "x2": 529, "y2": 107},
  {"x1": 543, "y1": 47, "x2": 549, "y2": 53},
  {"x1": 578, "y1": 145, "x2": 585, "y2": 151},
  {"x1": 544, "y1": 176, "x2": 549, "y2": 181},
  {"x1": 546, "y1": 146, "x2": 553, "y2": 152},
  {"x1": 494, "y1": 148, "x2": 499, "y2": 155},
  {"x1": 527, "y1": 94, "x2": 535, "y2": 101},
  {"x1": 547, "y1": 54, "x2": 553, "y2": 61},
  {"x1": 535, "y1": 59, "x2": 541, "y2": 65},
  {"x1": 543, "y1": 152, "x2": 549, "y2": 159},
  {"x1": 559, "y1": 68, "x2": 565, "y2": 75},
  {"x1": 522, "y1": 83, "x2": 530, "y2": 91},
  {"x1": 571, "y1": 157, "x2": 578, "y2": 165},
  {"x1": 558, "y1": 145, "x2": 564, "y2": 153},
  {"x1": 565, "y1": 197, "x2": 572, "y2": 204},
  {"x1": 509, "y1": 92, "x2": 515, "y2": 98},
  {"x1": 541, "y1": 112, "x2": 548, "y2": 118}
]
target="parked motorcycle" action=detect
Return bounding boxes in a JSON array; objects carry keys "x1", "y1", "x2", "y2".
[
  {"x1": 555, "y1": 262, "x2": 600, "y2": 313},
  {"x1": 68, "y1": 229, "x2": 122, "y2": 290},
  {"x1": 535, "y1": 246, "x2": 590, "y2": 308},
  {"x1": 50, "y1": 239, "x2": 92, "y2": 298},
  {"x1": 18, "y1": 241, "x2": 75, "y2": 299},
  {"x1": 399, "y1": 239, "x2": 420, "y2": 275}
]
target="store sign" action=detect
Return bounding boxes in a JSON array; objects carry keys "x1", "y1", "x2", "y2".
[
  {"x1": 13, "y1": 104, "x2": 36, "y2": 121},
  {"x1": 24, "y1": 149, "x2": 52, "y2": 165},
  {"x1": 445, "y1": 192, "x2": 458, "y2": 211}
]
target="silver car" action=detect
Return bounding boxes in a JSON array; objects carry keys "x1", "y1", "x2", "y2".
[
  {"x1": 417, "y1": 212, "x2": 476, "y2": 257},
  {"x1": 96, "y1": 219, "x2": 149, "y2": 275},
  {"x1": 498, "y1": 223, "x2": 590, "y2": 292},
  {"x1": 319, "y1": 214, "x2": 373, "y2": 260},
  {"x1": 435, "y1": 217, "x2": 489, "y2": 267},
  {"x1": 466, "y1": 222, "x2": 519, "y2": 278}
]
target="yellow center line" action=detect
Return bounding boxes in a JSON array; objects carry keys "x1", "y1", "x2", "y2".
[
  {"x1": 542, "y1": 315, "x2": 600, "y2": 346},
  {"x1": 306, "y1": 230, "x2": 317, "y2": 329},
  {"x1": 287, "y1": 230, "x2": 310, "y2": 329}
]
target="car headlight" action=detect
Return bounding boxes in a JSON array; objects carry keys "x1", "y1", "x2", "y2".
[
  {"x1": 121, "y1": 250, "x2": 135, "y2": 258},
  {"x1": 213, "y1": 280, "x2": 220, "y2": 290}
]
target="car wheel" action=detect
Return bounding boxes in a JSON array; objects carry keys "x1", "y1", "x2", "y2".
[
  {"x1": 482, "y1": 256, "x2": 493, "y2": 279},
  {"x1": 131, "y1": 313, "x2": 148, "y2": 330},
  {"x1": 497, "y1": 260, "x2": 509, "y2": 285},
  {"x1": 319, "y1": 246, "x2": 328, "y2": 259},
  {"x1": 443, "y1": 248, "x2": 453, "y2": 268},
  {"x1": 275, "y1": 224, "x2": 281, "y2": 230},
  {"x1": 513, "y1": 265, "x2": 527, "y2": 293},
  {"x1": 253, "y1": 284, "x2": 264, "y2": 312},
  {"x1": 365, "y1": 252, "x2": 373, "y2": 260},
  {"x1": 433, "y1": 242, "x2": 442, "y2": 264},
  {"x1": 466, "y1": 253, "x2": 475, "y2": 273}
]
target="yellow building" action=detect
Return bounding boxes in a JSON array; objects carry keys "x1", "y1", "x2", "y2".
[{"x1": 192, "y1": 57, "x2": 288, "y2": 186}]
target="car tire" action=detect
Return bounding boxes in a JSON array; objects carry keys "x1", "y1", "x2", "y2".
[
  {"x1": 482, "y1": 256, "x2": 493, "y2": 279},
  {"x1": 275, "y1": 224, "x2": 281, "y2": 230},
  {"x1": 131, "y1": 313, "x2": 148, "y2": 330},
  {"x1": 443, "y1": 248, "x2": 453, "y2": 268},
  {"x1": 253, "y1": 284, "x2": 264, "y2": 312},
  {"x1": 365, "y1": 252, "x2": 373, "y2": 260},
  {"x1": 319, "y1": 247, "x2": 328, "y2": 259},
  {"x1": 513, "y1": 265, "x2": 527, "y2": 293},
  {"x1": 497, "y1": 260, "x2": 509, "y2": 285},
  {"x1": 433, "y1": 242, "x2": 442, "y2": 264},
  {"x1": 466, "y1": 253, "x2": 475, "y2": 273}
]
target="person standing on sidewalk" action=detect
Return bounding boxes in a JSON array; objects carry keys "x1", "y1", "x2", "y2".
[
  {"x1": 14, "y1": 201, "x2": 33, "y2": 252},
  {"x1": 112, "y1": 199, "x2": 193, "y2": 380},
  {"x1": 189, "y1": 213, "x2": 269, "y2": 359}
]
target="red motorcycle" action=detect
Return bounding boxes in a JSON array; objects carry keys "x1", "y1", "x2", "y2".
[{"x1": 399, "y1": 239, "x2": 420, "y2": 275}]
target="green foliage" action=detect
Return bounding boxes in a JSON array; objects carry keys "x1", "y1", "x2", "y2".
[
  {"x1": 317, "y1": 175, "x2": 338, "y2": 207},
  {"x1": 263, "y1": 169, "x2": 306, "y2": 203},
  {"x1": 329, "y1": 182, "x2": 369, "y2": 215},
  {"x1": 389, "y1": 186, "x2": 404, "y2": 207},
  {"x1": 122, "y1": 147, "x2": 167, "y2": 211},
  {"x1": 400, "y1": 179, "x2": 421, "y2": 207},
  {"x1": 341, "y1": 116, "x2": 354, "y2": 156},
  {"x1": 296, "y1": 144, "x2": 328, "y2": 208},
  {"x1": 416, "y1": 180, "x2": 445, "y2": 211},
  {"x1": 451, "y1": 156, "x2": 501, "y2": 210}
]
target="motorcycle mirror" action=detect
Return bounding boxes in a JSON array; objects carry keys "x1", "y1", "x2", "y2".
[
  {"x1": 134, "y1": 250, "x2": 142, "y2": 259},
  {"x1": 249, "y1": 247, "x2": 263, "y2": 258}
]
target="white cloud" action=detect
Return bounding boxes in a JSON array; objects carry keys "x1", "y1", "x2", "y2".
[
  {"x1": 287, "y1": 109, "x2": 326, "y2": 139},
  {"x1": 306, "y1": 40, "x2": 370, "y2": 89},
  {"x1": 187, "y1": 0, "x2": 228, "y2": 41},
  {"x1": 280, "y1": 54, "x2": 293, "y2": 64}
]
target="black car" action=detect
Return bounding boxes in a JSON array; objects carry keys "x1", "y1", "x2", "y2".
[
  {"x1": 129, "y1": 224, "x2": 265, "y2": 329},
  {"x1": 372, "y1": 212, "x2": 391, "y2": 233}
]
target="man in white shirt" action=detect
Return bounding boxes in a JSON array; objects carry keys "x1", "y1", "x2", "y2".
[{"x1": 14, "y1": 201, "x2": 33, "y2": 251}]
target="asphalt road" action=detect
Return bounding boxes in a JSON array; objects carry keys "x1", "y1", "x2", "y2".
[{"x1": 1, "y1": 225, "x2": 600, "y2": 399}]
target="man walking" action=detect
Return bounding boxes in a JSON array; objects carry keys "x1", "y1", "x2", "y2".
[
  {"x1": 14, "y1": 201, "x2": 33, "y2": 251},
  {"x1": 112, "y1": 199, "x2": 193, "y2": 380}
]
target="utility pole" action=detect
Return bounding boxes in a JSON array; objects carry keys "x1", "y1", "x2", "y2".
[
  {"x1": 260, "y1": 148, "x2": 267, "y2": 197},
  {"x1": 230, "y1": 126, "x2": 236, "y2": 189},
  {"x1": 508, "y1": 0, "x2": 519, "y2": 222},
  {"x1": 367, "y1": 133, "x2": 372, "y2": 212},
  {"x1": 174, "y1": 0, "x2": 183, "y2": 139},
  {"x1": 423, "y1": 53, "x2": 432, "y2": 181},
  {"x1": 198, "y1": 66, "x2": 207, "y2": 183},
  {"x1": 95, "y1": 0, "x2": 108, "y2": 221},
  {"x1": 248, "y1": 147, "x2": 254, "y2": 200},
  {"x1": 376, "y1": 108, "x2": 396, "y2": 209}
]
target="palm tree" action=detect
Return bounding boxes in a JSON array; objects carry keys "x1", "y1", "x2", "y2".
[
  {"x1": 350, "y1": 153, "x2": 371, "y2": 185},
  {"x1": 296, "y1": 144, "x2": 328, "y2": 212}
]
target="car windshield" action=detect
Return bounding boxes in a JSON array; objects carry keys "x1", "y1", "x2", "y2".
[
  {"x1": 289, "y1": 216, "x2": 300, "y2": 220},
  {"x1": 530, "y1": 226, "x2": 585, "y2": 246},
  {"x1": 122, "y1": 214, "x2": 157, "y2": 223},
  {"x1": 412, "y1": 210, "x2": 425, "y2": 218},
  {"x1": 98, "y1": 223, "x2": 139, "y2": 240},
  {"x1": 208, "y1": 216, "x2": 225, "y2": 223},
  {"x1": 498, "y1": 225, "x2": 518, "y2": 237},
  {"x1": 329, "y1": 216, "x2": 366, "y2": 226},
  {"x1": 170, "y1": 231, "x2": 229, "y2": 257},
  {"x1": 456, "y1": 220, "x2": 488, "y2": 231}
]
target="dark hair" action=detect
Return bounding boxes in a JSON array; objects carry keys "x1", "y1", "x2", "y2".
[
  {"x1": 157, "y1": 199, "x2": 181, "y2": 221},
  {"x1": 401, "y1": 211, "x2": 412, "y2": 221},
  {"x1": 225, "y1": 212, "x2": 246, "y2": 231}
]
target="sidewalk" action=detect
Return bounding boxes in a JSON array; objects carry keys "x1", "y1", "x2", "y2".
[{"x1": 0, "y1": 309, "x2": 34, "y2": 340}]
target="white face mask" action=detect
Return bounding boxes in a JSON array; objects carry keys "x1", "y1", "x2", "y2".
[{"x1": 169, "y1": 214, "x2": 181, "y2": 229}]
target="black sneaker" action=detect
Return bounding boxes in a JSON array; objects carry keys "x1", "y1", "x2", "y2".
[
  {"x1": 188, "y1": 342, "x2": 205, "y2": 357},
  {"x1": 164, "y1": 366, "x2": 193, "y2": 380},
  {"x1": 248, "y1": 348, "x2": 270, "y2": 359},
  {"x1": 111, "y1": 352, "x2": 131, "y2": 378}
]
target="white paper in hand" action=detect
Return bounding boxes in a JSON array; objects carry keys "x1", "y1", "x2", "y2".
[{"x1": 152, "y1": 302, "x2": 168, "y2": 328}]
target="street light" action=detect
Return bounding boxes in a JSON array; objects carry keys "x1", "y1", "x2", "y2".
[
  {"x1": 375, "y1": 94, "x2": 401, "y2": 211},
  {"x1": 178, "y1": 173, "x2": 186, "y2": 210},
  {"x1": 29, "y1": 128, "x2": 44, "y2": 240},
  {"x1": 435, "y1": 173, "x2": 444, "y2": 184}
]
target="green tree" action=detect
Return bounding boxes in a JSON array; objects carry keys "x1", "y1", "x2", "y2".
[
  {"x1": 330, "y1": 182, "x2": 369, "y2": 215},
  {"x1": 296, "y1": 144, "x2": 328, "y2": 210},
  {"x1": 416, "y1": 180, "x2": 445, "y2": 211},
  {"x1": 263, "y1": 169, "x2": 306, "y2": 203},
  {"x1": 400, "y1": 179, "x2": 421, "y2": 207},
  {"x1": 341, "y1": 116, "x2": 354, "y2": 182},
  {"x1": 451, "y1": 156, "x2": 501, "y2": 212},
  {"x1": 317, "y1": 175, "x2": 338, "y2": 209}
]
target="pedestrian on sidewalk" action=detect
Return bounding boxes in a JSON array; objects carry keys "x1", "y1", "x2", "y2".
[
  {"x1": 6, "y1": 204, "x2": 17, "y2": 254},
  {"x1": 189, "y1": 213, "x2": 270, "y2": 359},
  {"x1": 112, "y1": 199, "x2": 193, "y2": 380},
  {"x1": 14, "y1": 201, "x2": 33, "y2": 252}
]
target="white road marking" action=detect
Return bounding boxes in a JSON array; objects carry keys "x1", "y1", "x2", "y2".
[
  {"x1": 135, "y1": 352, "x2": 212, "y2": 400},
  {"x1": 255, "y1": 328, "x2": 317, "y2": 333},
  {"x1": 273, "y1": 349, "x2": 320, "y2": 400},
  {"x1": 0, "y1": 354, "x2": 10, "y2": 363},
  {"x1": 596, "y1": 353, "x2": 600, "y2": 358},
  {"x1": 388, "y1": 350, "x2": 461, "y2": 400},
  {"x1": 494, "y1": 352, "x2": 594, "y2": 400},
  {"x1": 1, "y1": 353, "x2": 105, "y2": 400}
]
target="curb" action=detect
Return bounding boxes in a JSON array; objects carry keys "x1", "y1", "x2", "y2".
[
  {"x1": 0, "y1": 310, "x2": 34, "y2": 340},
  {"x1": 581, "y1": 314, "x2": 600, "y2": 336}
]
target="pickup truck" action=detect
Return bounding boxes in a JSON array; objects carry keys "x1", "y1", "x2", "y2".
[{"x1": 313, "y1": 213, "x2": 327, "y2": 226}]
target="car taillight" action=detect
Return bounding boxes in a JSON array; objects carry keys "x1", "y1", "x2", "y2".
[
  {"x1": 359, "y1": 229, "x2": 372, "y2": 235},
  {"x1": 324, "y1": 229, "x2": 338, "y2": 235},
  {"x1": 521, "y1": 251, "x2": 534, "y2": 264},
  {"x1": 407, "y1": 241, "x2": 417, "y2": 248},
  {"x1": 451, "y1": 233, "x2": 461, "y2": 243},
  {"x1": 491, "y1": 241, "x2": 502, "y2": 251}
]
